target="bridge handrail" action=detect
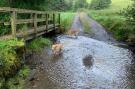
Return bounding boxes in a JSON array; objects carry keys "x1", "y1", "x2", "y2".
[{"x1": 0, "y1": 7, "x2": 61, "y2": 40}]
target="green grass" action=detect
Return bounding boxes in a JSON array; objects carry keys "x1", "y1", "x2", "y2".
[
  {"x1": 61, "y1": 12, "x2": 75, "y2": 31},
  {"x1": 80, "y1": 13, "x2": 91, "y2": 34},
  {"x1": 109, "y1": 0, "x2": 132, "y2": 11},
  {"x1": 87, "y1": 0, "x2": 132, "y2": 11},
  {"x1": 27, "y1": 37, "x2": 52, "y2": 52},
  {"x1": 88, "y1": 0, "x2": 135, "y2": 42}
]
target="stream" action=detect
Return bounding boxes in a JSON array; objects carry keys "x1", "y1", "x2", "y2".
[{"x1": 24, "y1": 13, "x2": 135, "y2": 89}]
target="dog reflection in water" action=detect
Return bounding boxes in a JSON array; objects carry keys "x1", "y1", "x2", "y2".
[
  {"x1": 66, "y1": 29, "x2": 80, "y2": 39},
  {"x1": 52, "y1": 43, "x2": 63, "y2": 56}
]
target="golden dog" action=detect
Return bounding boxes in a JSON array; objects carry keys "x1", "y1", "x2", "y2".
[
  {"x1": 66, "y1": 29, "x2": 80, "y2": 38},
  {"x1": 52, "y1": 44, "x2": 63, "y2": 56}
]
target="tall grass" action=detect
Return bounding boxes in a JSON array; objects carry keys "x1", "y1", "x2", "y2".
[{"x1": 61, "y1": 12, "x2": 75, "y2": 31}]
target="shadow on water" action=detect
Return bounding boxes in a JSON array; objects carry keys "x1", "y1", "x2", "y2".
[{"x1": 82, "y1": 55, "x2": 94, "y2": 69}]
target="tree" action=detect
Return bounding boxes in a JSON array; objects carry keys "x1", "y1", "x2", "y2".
[
  {"x1": 73, "y1": 0, "x2": 88, "y2": 10},
  {"x1": 90, "y1": 0, "x2": 111, "y2": 10},
  {"x1": 49, "y1": 0, "x2": 69, "y2": 11}
]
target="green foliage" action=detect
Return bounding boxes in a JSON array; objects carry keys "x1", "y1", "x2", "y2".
[
  {"x1": 1, "y1": 65, "x2": 30, "y2": 89},
  {"x1": 124, "y1": 0, "x2": 135, "y2": 23},
  {"x1": 0, "y1": 78, "x2": 5, "y2": 89},
  {"x1": 74, "y1": 0, "x2": 88, "y2": 10},
  {"x1": 90, "y1": 0, "x2": 111, "y2": 9},
  {"x1": 0, "y1": 0, "x2": 10, "y2": 7},
  {"x1": 0, "y1": 39, "x2": 25, "y2": 78},
  {"x1": 27, "y1": 37, "x2": 52, "y2": 52},
  {"x1": 18, "y1": 66, "x2": 30, "y2": 78},
  {"x1": 0, "y1": 13, "x2": 11, "y2": 36}
]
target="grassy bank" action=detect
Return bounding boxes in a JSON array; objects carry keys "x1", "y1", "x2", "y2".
[
  {"x1": 0, "y1": 37, "x2": 52, "y2": 89},
  {"x1": 0, "y1": 38, "x2": 27, "y2": 89},
  {"x1": 88, "y1": 11, "x2": 127, "y2": 41},
  {"x1": 88, "y1": 0, "x2": 135, "y2": 43},
  {"x1": 0, "y1": 39, "x2": 25, "y2": 78}
]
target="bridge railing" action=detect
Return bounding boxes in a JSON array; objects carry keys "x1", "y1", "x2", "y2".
[{"x1": 0, "y1": 7, "x2": 60, "y2": 40}]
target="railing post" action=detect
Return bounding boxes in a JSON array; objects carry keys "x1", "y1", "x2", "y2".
[
  {"x1": 46, "y1": 13, "x2": 48, "y2": 31},
  {"x1": 58, "y1": 13, "x2": 60, "y2": 25},
  {"x1": 30, "y1": 13, "x2": 33, "y2": 19},
  {"x1": 11, "y1": 11, "x2": 17, "y2": 37},
  {"x1": 53, "y1": 13, "x2": 55, "y2": 30},
  {"x1": 34, "y1": 13, "x2": 37, "y2": 37}
]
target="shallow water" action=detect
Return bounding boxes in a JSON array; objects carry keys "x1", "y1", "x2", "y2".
[{"x1": 24, "y1": 13, "x2": 135, "y2": 89}]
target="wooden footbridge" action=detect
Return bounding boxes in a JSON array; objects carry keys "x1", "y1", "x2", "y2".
[{"x1": 0, "y1": 7, "x2": 60, "y2": 40}]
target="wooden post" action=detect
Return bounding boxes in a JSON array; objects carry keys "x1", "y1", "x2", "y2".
[
  {"x1": 11, "y1": 11, "x2": 17, "y2": 37},
  {"x1": 58, "y1": 13, "x2": 60, "y2": 25},
  {"x1": 46, "y1": 13, "x2": 48, "y2": 31},
  {"x1": 53, "y1": 13, "x2": 55, "y2": 30},
  {"x1": 34, "y1": 13, "x2": 37, "y2": 37},
  {"x1": 30, "y1": 13, "x2": 33, "y2": 19}
]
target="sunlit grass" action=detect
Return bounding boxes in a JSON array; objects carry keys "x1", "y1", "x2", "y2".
[
  {"x1": 110, "y1": 0, "x2": 132, "y2": 11},
  {"x1": 61, "y1": 12, "x2": 75, "y2": 30},
  {"x1": 88, "y1": 0, "x2": 132, "y2": 12}
]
